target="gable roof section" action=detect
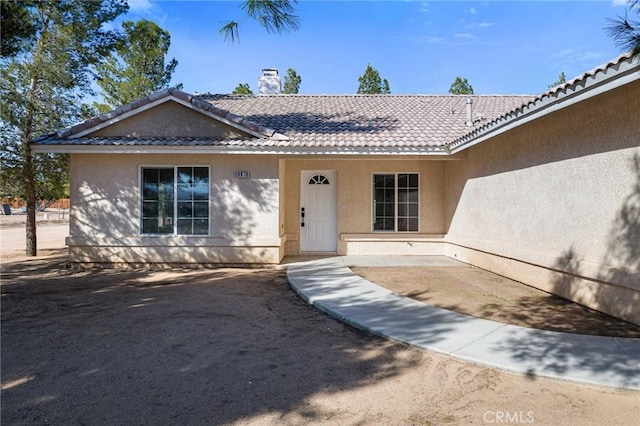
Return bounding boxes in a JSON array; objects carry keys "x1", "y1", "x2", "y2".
[
  {"x1": 31, "y1": 53, "x2": 637, "y2": 156},
  {"x1": 448, "y1": 52, "x2": 640, "y2": 153},
  {"x1": 32, "y1": 88, "x2": 289, "y2": 145},
  {"x1": 32, "y1": 92, "x2": 531, "y2": 155}
]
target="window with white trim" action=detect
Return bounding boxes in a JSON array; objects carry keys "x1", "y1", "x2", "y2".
[
  {"x1": 373, "y1": 173, "x2": 419, "y2": 232},
  {"x1": 141, "y1": 166, "x2": 209, "y2": 235}
]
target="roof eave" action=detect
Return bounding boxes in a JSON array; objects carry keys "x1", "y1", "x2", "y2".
[
  {"x1": 448, "y1": 54, "x2": 640, "y2": 154},
  {"x1": 30, "y1": 144, "x2": 450, "y2": 156}
]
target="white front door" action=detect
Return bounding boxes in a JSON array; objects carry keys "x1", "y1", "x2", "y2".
[{"x1": 300, "y1": 170, "x2": 337, "y2": 252}]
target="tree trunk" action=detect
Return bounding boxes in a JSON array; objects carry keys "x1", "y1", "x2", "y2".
[
  {"x1": 24, "y1": 140, "x2": 37, "y2": 256},
  {"x1": 23, "y1": 72, "x2": 38, "y2": 257}
]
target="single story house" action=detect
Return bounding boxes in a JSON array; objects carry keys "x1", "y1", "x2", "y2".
[{"x1": 32, "y1": 54, "x2": 639, "y2": 325}]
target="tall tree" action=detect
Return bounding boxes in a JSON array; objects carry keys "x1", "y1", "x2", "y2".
[
  {"x1": 220, "y1": 0, "x2": 300, "y2": 43},
  {"x1": 448, "y1": 76, "x2": 474, "y2": 95},
  {"x1": 232, "y1": 83, "x2": 253, "y2": 94},
  {"x1": 548, "y1": 71, "x2": 567, "y2": 89},
  {"x1": 606, "y1": 0, "x2": 640, "y2": 57},
  {"x1": 283, "y1": 67, "x2": 301, "y2": 94},
  {"x1": 0, "y1": 0, "x2": 128, "y2": 256},
  {"x1": 357, "y1": 63, "x2": 390, "y2": 94},
  {"x1": 96, "y1": 19, "x2": 180, "y2": 108},
  {"x1": 1, "y1": 0, "x2": 36, "y2": 57}
]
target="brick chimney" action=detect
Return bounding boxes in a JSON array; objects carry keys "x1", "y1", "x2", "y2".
[{"x1": 258, "y1": 68, "x2": 281, "y2": 94}]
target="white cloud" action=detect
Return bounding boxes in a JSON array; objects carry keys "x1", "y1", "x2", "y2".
[
  {"x1": 454, "y1": 33, "x2": 475, "y2": 39},
  {"x1": 128, "y1": 0, "x2": 154, "y2": 12},
  {"x1": 468, "y1": 7, "x2": 477, "y2": 14},
  {"x1": 419, "y1": 2, "x2": 429, "y2": 13},
  {"x1": 478, "y1": 22, "x2": 494, "y2": 28},
  {"x1": 611, "y1": 0, "x2": 628, "y2": 6}
]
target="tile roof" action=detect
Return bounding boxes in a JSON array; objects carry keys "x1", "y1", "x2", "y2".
[
  {"x1": 32, "y1": 90, "x2": 532, "y2": 150},
  {"x1": 449, "y1": 52, "x2": 639, "y2": 150},
  {"x1": 31, "y1": 53, "x2": 637, "y2": 154},
  {"x1": 197, "y1": 94, "x2": 532, "y2": 148}
]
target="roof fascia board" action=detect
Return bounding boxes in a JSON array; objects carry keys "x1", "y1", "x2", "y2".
[
  {"x1": 69, "y1": 96, "x2": 266, "y2": 140},
  {"x1": 30, "y1": 144, "x2": 450, "y2": 156},
  {"x1": 449, "y1": 59, "x2": 639, "y2": 154}
]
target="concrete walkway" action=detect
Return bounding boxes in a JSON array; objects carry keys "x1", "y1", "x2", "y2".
[{"x1": 285, "y1": 256, "x2": 640, "y2": 391}]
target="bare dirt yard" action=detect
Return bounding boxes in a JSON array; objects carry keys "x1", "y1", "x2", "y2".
[
  {"x1": 2, "y1": 252, "x2": 639, "y2": 425},
  {"x1": 352, "y1": 267, "x2": 640, "y2": 338}
]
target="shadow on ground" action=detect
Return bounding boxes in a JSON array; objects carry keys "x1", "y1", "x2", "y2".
[
  {"x1": 352, "y1": 266, "x2": 640, "y2": 338},
  {"x1": 0, "y1": 255, "x2": 421, "y2": 425}
]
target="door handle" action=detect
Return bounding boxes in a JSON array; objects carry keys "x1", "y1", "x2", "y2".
[{"x1": 301, "y1": 207, "x2": 305, "y2": 227}]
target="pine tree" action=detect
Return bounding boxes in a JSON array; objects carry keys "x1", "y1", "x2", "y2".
[
  {"x1": 448, "y1": 77, "x2": 474, "y2": 95},
  {"x1": 357, "y1": 64, "x2": 390, "y2": 94},
  {"x1": 96, "y1": 19, "x2": 181, "y2": 108},
  {"x1": 220, "y1": 0, "x2": 300, "y2": 43},
  {"x1": 232, "y1": 83, "x2": 253, "y2": 94},
  {"x1": 0, "y1": 0, "x2": 128, "y2": 256},
  {"x1": 283, "y1": 68, "x2": 302, "y2": 94}
]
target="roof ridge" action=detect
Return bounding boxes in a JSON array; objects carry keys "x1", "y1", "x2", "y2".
[{"x1": 200, "y1": 93, "x2": 535, "y2": 98}]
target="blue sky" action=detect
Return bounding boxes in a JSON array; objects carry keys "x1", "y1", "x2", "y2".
[{"x1": 119, "y1": 0, "x2": 631, "y2": 95}]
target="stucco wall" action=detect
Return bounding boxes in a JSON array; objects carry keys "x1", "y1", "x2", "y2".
[
  {"x1": 91, "y1": 102, "x2": 253, "y2": 139},
  {"x1": 68, "y1": 153, "x2": 281, "y2": 264},
  {"x1": 444, "y1": 80, "x2": 640, "y2": 324},
  {"x1": 281, "y1": 158, "x2": 449, "y2": 255}
]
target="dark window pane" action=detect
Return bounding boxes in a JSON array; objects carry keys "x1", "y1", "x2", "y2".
[
  {"x1": 143, "y1": 169, "x2": 158, "y2": 184},
  {"x1": 409, "y1": 174, "x2": 418, "y2": 187},
  {"x1": 409, "y1": 204, "x2": 419, "y2": 216},
  {"x1": 193, "y1": 202, "x2": 208, "y2": 218},
  {"x1": 142, "y1": 182, "x2": 158, "y2": 200},
  {"x1": 143, "y1": 201, "x2": 158, "y2": 217},
  {"x1": 142, "y1": 218, "x2": 158, "y2": 234},
  {"x1": 384, "y1": 203, "x2": 395, "y2": 216},
  {"x1": 408, "y1": 218, "x2": 419, "y2": 232},
  {"x1": 177, "y1": 167, "x2": 192, "y2": 184},
  {"x1": 398, "y1": 203, "x2": 406, "y2": 216},
  {"x1": 177, "y1": 219, "x2": 192, "y2": 234},
  {"x1": 177, "y1": 202, "x2": 193, "y2": 218},
  {"x1": 193, "y1": 219, "x2": 209, "y2": 234},
  {"x1": 159, "y1": 200, "x2": 173, "y2": 218},
  {"x1": 159, "y1": 168, "x2": 174, "y2": 184},
  {"x1": 407, "y1": 188, "x2": 418, "y2": 202},
  {"x1": 155, "y1": 218, "x2": 172, "y2": 233},
  {"x1": 194, "y1": 167, "x2": 208, "y2": 181}
]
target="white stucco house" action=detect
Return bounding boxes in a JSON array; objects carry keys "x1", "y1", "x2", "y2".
[{"x1": 32, "y1": 54, "x2": 639, "y2": 325}]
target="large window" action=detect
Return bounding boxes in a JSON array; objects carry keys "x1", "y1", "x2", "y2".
[
  {"x1": 373, "y1": 173, "x2": 419, "y2": 232},
  {"x1": 141, "y1": 166, "x2": 209, "y2": 235}
]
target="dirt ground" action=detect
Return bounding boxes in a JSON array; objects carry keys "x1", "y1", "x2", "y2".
[
  {"x1": 352, "y1": 267, "x2": 640, "y2": 338},
  {"x1": 1, "y1": 254, "x2": 639, "y2": 425}
]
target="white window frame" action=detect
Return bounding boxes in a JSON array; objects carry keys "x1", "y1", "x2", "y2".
[
  {"x1": 139, "y1": 165, "x2": 211, "y2": 236},
  {"x1": 371, "y1": 172, "x2": 420, "y2": 233}
]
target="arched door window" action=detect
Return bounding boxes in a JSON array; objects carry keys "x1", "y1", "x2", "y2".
[{"x1": 308, "y1": 174, "x2": 330, "y2": 185}]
